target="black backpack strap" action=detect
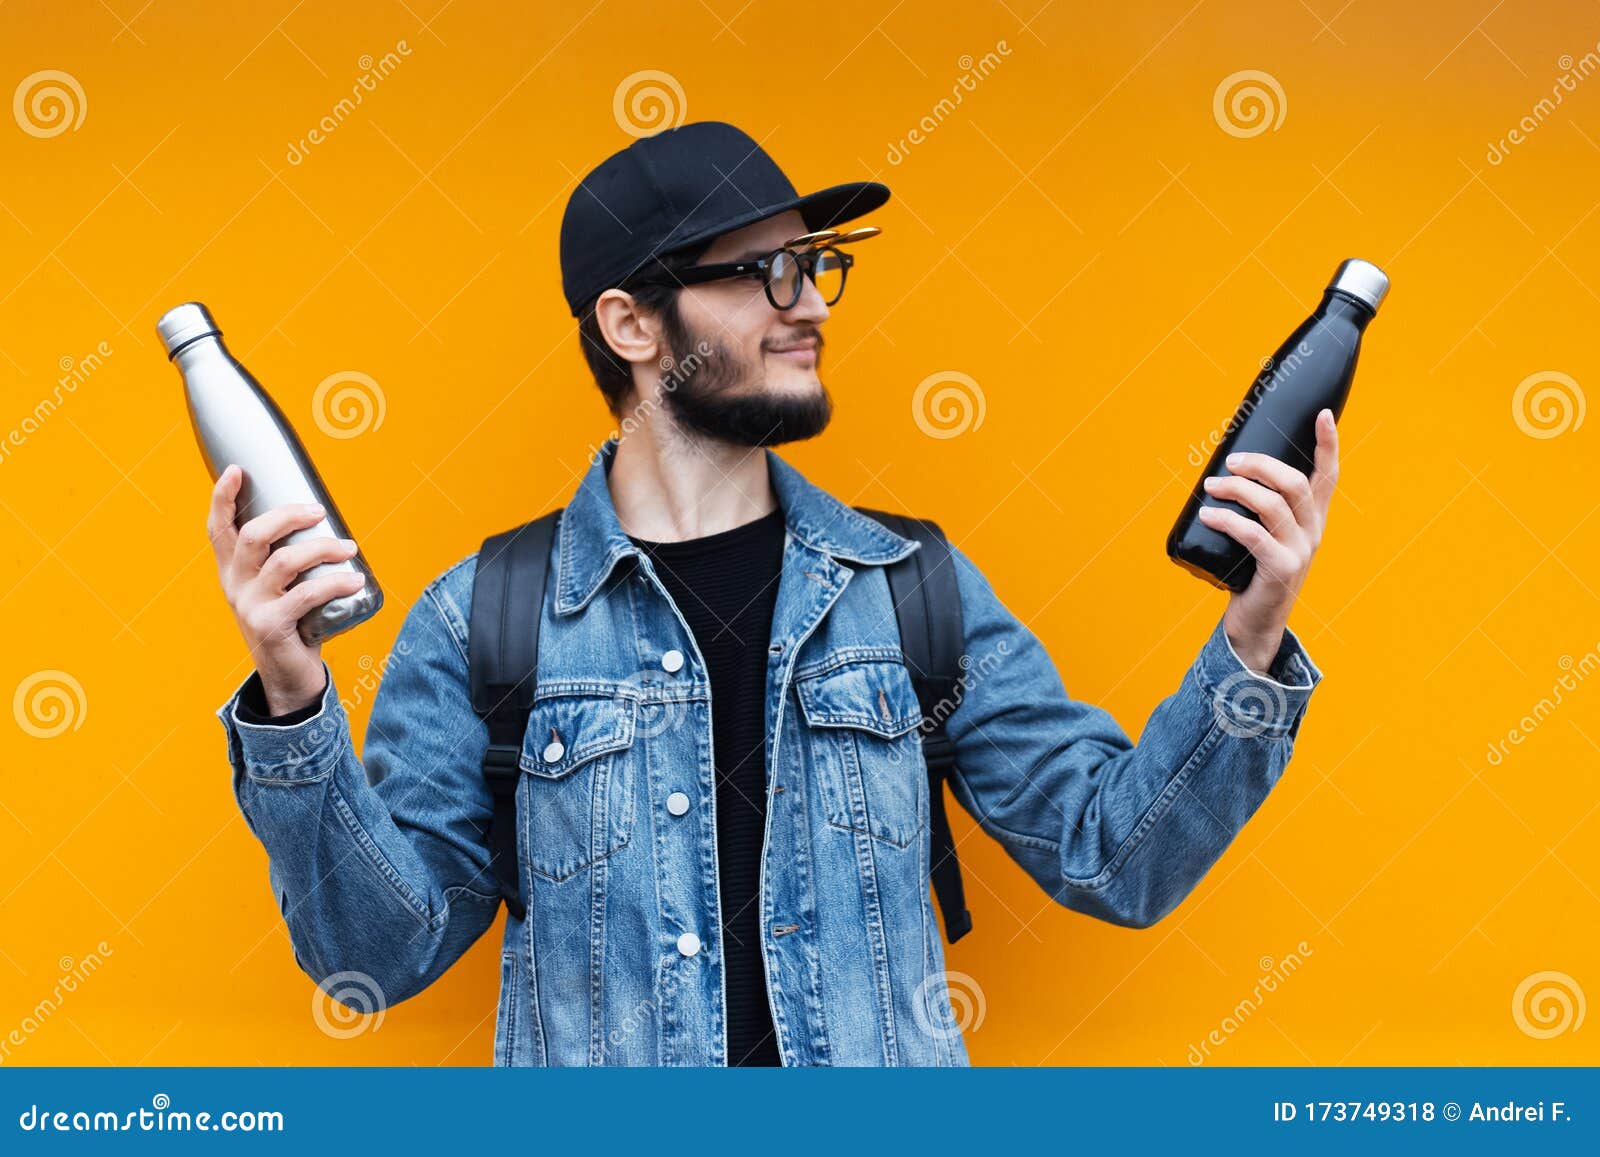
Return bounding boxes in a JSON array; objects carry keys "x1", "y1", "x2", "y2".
[
  {"x1": 853, "y1": 507, "x2": 973, "y2": 943},
  {"x1": 467, "y1": 508, "x2": 563, "y2": 921}
]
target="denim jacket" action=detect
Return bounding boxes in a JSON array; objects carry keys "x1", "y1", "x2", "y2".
[{"x1": 216, "y1": 436, "x2": 1322, "y2": 1066}]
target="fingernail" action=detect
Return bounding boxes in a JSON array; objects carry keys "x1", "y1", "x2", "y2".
[
  {"x1": 1225, "y1": 453, "x2": 1242, "y2": 466},
  {"x1": 311, "y1": 503, "x2": 326, "y2": 515}
]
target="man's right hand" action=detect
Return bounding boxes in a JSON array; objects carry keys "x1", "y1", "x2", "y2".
[{"x1": 207, "y1": 463, "x2": 366, "y2": 716}]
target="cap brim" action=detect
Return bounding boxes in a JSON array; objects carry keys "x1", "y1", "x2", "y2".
[
  {"x1": 655, "y1": 180, "x2": 891, "y2": 262},
  {"x1": 791, "y1": 180, "x2": 892, "y2": 233}
]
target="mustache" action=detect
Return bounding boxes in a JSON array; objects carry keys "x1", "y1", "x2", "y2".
[{"x1": 765, "y1": 328, "x2": 824, "y2": 352}]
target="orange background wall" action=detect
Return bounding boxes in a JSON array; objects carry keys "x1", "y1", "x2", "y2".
[{"x1": 1, "y1": 0, "x2": 1596, "y2": 1067}]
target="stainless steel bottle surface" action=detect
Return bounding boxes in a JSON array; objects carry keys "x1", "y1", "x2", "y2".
[
  {"x1": 1166, "y1": 259, "x2": 1389, "y2": 592},
  {"x1": 159, "y1": 302, "x2": 383, "y2": 644}
]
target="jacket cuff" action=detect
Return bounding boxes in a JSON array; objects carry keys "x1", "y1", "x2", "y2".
[
  {"x1": 1191, "y1": 615, "x2": 1322, "y2": 739},
  {"x1": 236, "y1": 666, "x2": 327, "y2": 726},
  {"x1": 215, "y1": 659, "x2": 348, "y2": 781}
]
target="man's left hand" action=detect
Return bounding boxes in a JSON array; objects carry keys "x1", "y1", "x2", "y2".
[{"x1": 1197, "y1": 407, "x2": 1339, "y2": 675}]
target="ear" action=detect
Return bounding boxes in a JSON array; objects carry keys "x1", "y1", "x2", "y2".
[{"x1": 593, "y1": 289, "x2": 664, "y2": 369}]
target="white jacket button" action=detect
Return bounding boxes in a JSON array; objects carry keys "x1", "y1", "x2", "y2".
[
  {"x1": 677, "y1": 931, "x2": 701, "y2": 957},
  {"x1": 661, "y1": 649, "x2": 684, "y2": 672},
  {"x1": 666, "y1": 791, "x2": 690, "y2": 816}
]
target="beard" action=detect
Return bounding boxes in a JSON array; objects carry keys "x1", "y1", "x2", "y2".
[{"x1": 656, "y1": 297, "x2": 833, "y2": 448}]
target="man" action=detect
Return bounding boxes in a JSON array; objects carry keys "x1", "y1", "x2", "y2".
[{"x1": 209, "y1": 121, "x2": 1328, "y2": 1067}]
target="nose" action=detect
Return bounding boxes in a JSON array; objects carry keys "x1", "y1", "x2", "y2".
[{"x1": 785, "y1": 272, "x2": 831, "y2": 324}]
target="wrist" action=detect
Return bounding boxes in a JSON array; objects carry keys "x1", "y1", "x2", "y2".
[
  {"x1": 1225, "y1": 627, "x2": 1282, "y2": 676},
  {"x1": 263, "y1": 670, "x2": 327, "y2": 717}
]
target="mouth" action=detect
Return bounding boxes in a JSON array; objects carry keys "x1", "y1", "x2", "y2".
[{"x1": 767, "y1": 341, "x2": 819, "y2": 362}]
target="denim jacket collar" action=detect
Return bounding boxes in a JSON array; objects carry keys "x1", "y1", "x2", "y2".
[{"x1": 554, "y1": 436, "x2": 919, "y2": 615}]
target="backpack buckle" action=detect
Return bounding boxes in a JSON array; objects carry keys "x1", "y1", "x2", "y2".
[
  {"x1": 919, "y1": 730, "x2": 957, "y2": 776},
  {"x1": 482, "y1": 742, "x2": 522, "y2": 786}
]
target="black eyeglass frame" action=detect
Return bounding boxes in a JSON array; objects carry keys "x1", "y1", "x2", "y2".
[{"x1": 626, "y1": 244, "x2": 854, "y2": 310}]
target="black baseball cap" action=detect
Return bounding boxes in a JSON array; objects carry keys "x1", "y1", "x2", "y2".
[{"x1": 559, "y1": 120, "x2": 890, "y2": 317}]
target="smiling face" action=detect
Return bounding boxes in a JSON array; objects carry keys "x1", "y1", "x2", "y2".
[{"x1": 649, "y1": 209, "x2": 836, "y2": 448}]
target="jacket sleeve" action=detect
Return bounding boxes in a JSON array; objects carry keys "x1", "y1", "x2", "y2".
[
  {"x1": 215, "y1": 566, "x2": 502, "y2": 1006},
  {"x1": 940, "y1": 539, "x2": 1322, "y2": 929}
]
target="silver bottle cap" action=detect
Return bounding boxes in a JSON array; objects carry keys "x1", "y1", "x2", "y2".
[
  {"x1": 1327, "y1": 258, "x2": 1389, "y2": 313},
  {"x1": 156, "y1": 302, "x2": 221, "y2": 358}
]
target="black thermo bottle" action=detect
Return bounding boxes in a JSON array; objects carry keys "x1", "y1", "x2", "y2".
[{"x1": 1167, "y1": 258, "x2": 1389, "y2": 592}]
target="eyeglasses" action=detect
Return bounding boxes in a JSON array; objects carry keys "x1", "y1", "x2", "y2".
[{"x1": 628, "y1": 225, "x2": 880, "y2": 311}]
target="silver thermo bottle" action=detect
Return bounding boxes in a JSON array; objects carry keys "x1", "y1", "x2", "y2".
[{"x1": 157, "y1": 302, "x2": 383, "y2": 644}]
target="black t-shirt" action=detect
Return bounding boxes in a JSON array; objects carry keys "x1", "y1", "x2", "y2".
[
  {"x1": 628, "y1": 506, "x2": 786, "y2": 1067},
  {"x1": 235, "y1": 670, "x2": 323, "y2": 725},
  {"x1": 235, "y1": 506, "x2": 789, "y2": 1067}
]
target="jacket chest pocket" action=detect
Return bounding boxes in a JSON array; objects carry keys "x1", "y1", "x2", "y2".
[
  {"x1": 795, "y1": 657, "x2": 927, "y2": 849},
  {"x1": 519, "y1": 692, "x2": 638, "y2": 882}
]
